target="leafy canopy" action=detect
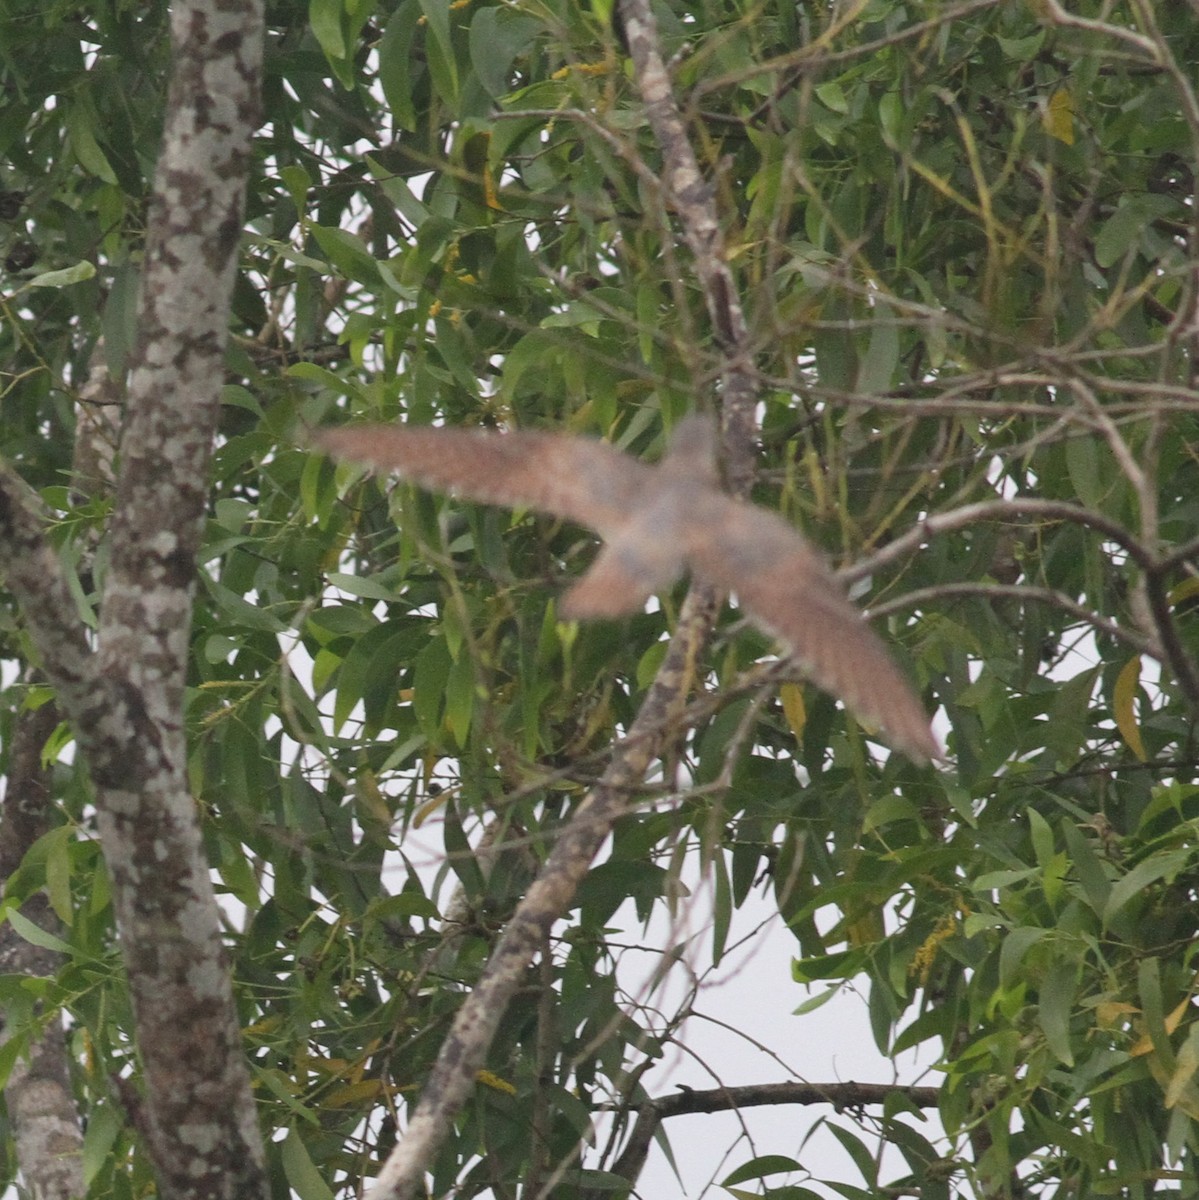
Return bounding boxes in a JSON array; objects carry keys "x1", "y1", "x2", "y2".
[{"x1": 2, "y1": 0, "x2": 1199, "y2": 1197}]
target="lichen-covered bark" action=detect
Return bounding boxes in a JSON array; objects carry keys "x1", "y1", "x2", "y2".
[
  {"x1": 89, "y1": 1, "x2": 267, "y2": 1195},
  {"x1": 0, "y1": 698, "x2": 86, "y2": 1200},
  {"x1": 0, "y1": 2, "x2": 267, "y2": 1197}
]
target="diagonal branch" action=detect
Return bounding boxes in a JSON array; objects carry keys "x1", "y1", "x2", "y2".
[
  {"x1": 617, "y1": 0, "x2": 759, "y2": 490},
  {"x1": 369, "y1": 2, "x2": 780, "y2": 1195},
  {"x1": 369, "y1": 0, "x2": 979, "y2": 1178},
  {"x1": 844, "y1": 497, "x2": 1199, "y2": 701},
  {"x1": 371, "y1": 586, "x2": 722, "y2": 1199},
  {"x1": 0, "y1": 470, "x2": 100, "y2": 715}
]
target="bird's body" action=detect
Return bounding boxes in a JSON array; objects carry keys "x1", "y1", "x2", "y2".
[{"x1": 316, "y1": 416, "x2": 941, "y2": 763}]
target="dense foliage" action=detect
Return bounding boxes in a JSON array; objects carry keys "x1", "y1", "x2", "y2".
[{"x1": 2, "y1": 0, "x2": 1199, "y2": 1196}]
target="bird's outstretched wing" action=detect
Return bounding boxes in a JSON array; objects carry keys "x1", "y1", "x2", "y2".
[
  {"x1": 685, "y1": 499, "x2": 941, "y2": 763},
  {"x1": 315, "y1": 425, "x2": 652, "y2": 535},
  {"x1": 559, "y1": 543, "x2": 664, "y2": 619},
  {"x1": 318, "y1": 420, "x2": 940, "y2": 762}
]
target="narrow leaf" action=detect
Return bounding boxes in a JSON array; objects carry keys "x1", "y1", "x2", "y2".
[
  {"x1": 1113, "y1": 656, "x2": 1147, "y2": 761},
  {"x1": 281, "y1": 1126, "x2": 336, "y2": 1200}
]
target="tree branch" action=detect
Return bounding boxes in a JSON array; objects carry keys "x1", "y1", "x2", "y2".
[
  {"x1": 367, "y1": 0, "x2": 789, "y2": 1191},
  {"x1": 590, "y1": 1080, "x2": 943, "y2": 1199},
  {"x1": 617, "y1": 0, "x2": 759, "y2": 489},
  {"x1": 0, "y1": 471, "x2": 101, "y2": 715},
  {"x1": 366, "y1": 0, "x2": 804, "y2": 1188},
  {"x1": 0, "y1": 695, "x2": 85, "y2": 1200},
  {"x1": 84, "y1": 2, "x2": 267, "y2": 1193},
  {"x1": 0, "y1": 3, "x2": 268, "y2": 1197},
  {"x1": 869, "y1": 582, "x2": 1156, "y2": 657},
  {"x1": 842, "y1": 496, "x2": 1199, "y2": 702},
  {"x1": 371, "y1": 586, "x2": 722, "y2": 1199},
  {"x1": 842, "y1": 497, "x2": 1158, "y2": 582}
]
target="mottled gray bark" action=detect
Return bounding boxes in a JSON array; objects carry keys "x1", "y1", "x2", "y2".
[
  {"x1": 0, "y1": 335, "x2": 127, "y2": 1200},
  {"x1": 0, "y1": 1, "x2": 267, "y2": 1197},
  {"x1": 0, "y1": 698, "x2": 85, "y2": 1200}
]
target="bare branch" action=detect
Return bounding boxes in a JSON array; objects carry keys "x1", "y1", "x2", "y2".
[
  {"x1": 841, "y1": 497, "x2": 1158, "y2": 583},
  {"x1": 371, "y1": 586, "x2": 722, "y2": 1199},
  {"x1": 368, "y1": 0, "x2": 787, "y2": 1189},
  {"x1": 591, "y1": 1080, "x2": 943, "y2": 1198},
  {"x1": 0, "y1": 471, "x2": 100, "y2": 711},
  {"x1": 869, "y1": 582, "x2": 1154, "y2": 657},
  {"x1": 618, "y1": 0, "x2": 759, "y2": 488}
]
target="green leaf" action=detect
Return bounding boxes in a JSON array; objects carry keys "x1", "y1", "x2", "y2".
[
  {"x1": 1065, "y1": 432, "x2": 1106, "y2": 509},
  {"x1": 1137, "y1": 957, "x2": 1172, "y2": 1069},
  {"x1": 202, "y1": 575, "x2": 288, "y2": 633},
  {"x1": 45, "y1": 825, "x2": 73, "y2": 924},
  {"x1": 711, "y1": 847, "x2": 732, "y2": 966},
  {"x1": 1094, "y1": 196, "x2": 1175, "y2": 268},
  {"x1": 4, "y1": 908, "x2": 73, "y2": 955},
  {"x1": 102, "y1": 258, "x2": 141, "y2": 379},
  {"x1": 825, "y1": 1123, "x2": 878, "y2": 1187},
  {"x1": 999, "y1": 926, "x2": 1047, "y2": 987},
  {"x1": 26, "y1": 260, "x2": 96, "y2": 288},
  {"x1": 791, "y1": 986, "x2": 840, "y2": 1016},
  {"x1": 309, "y1": 0, "x2": 345, "y2": 59},
  {"x1": 442, "y1": 798, "x2": 485, "y2": 898},
  {"x1": 574, "y1": 1169, "x2": 643, "y2": 1190},
  {"x1": 281, "y1": 1126, "x2": 336, "y2": 1200},
  {"x1": 82, "y1": 1102, "x2": 122, "y2": 1185},
  {"x1": 1060, "y1": 821, "x2": 1112, "y2": 917},
  {"x1": 310, "y1": 224, "x2": 382, "y2": 286},
  {"x1": 379, "y1": 5, "x2": 422, "y2": 129},
  {"x1": 1038, "y1": 958, "x2": 1077, "y2": 1066},
  {"x1": 444, "y1": 648, "x2": 475, "y2": 747},
  {"x1": 0, "y1": 1028, "x2": 30, "y2": 1092},
  {"x1": 469, "y1": 9, "x2": 540, "y2": 99},
  {"x1": 815, "y1": 81, "x2": 849, "y2": 115},
  {"x1": 1103, "y1": 847, "x2": 1189, "y2": 928},
  {"x1": 325, "y1": 570, "x2": 403, "y2": 603},
  {"x1": 722, "y1": 1154, "x2": 803, "y2": 1186},
  {"x1": 417, "y1": 0, "x2": 459, "y2": 107},
  {"x1": 66, "y1": 100, "x2": 117, "y2": 182}
]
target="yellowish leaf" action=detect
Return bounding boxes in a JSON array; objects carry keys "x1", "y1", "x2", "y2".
[
  {"x1": 846, "y1": 906, "x2": 885, "y2": 947},
  {"x1": 1168, "y1": 576, "x2": 1199, "y2": 607},
  {"x1": 1095, "y1": 1000, "x2": 1139, "y2": 1029},
  {"x1": 1165, "y1": 1031, "x2": 1199, "y2": 1111},
  {"x1": 476, "y1": 1069, "x2": 517, "y2": 1096},
  {"x1": 325, "y1": 1079, "x2": 388, "y2": 1108},
  {"x1": 355, "y1": 769, "x2": 393, "y2": 827},
  {"x1": 1113, "y1": 656, "x2": 1147, "y2": 761},
  {"x1": 414, "y1": 788, "x2": 451, "y2": 826},
  {"x1": 1043, "y1": 88, "x2": 1074, "y2": 145},
  {"x1": 1131, "y1": 995, "x2": 1190, "y2": 1056},
  {"x1": 780, "y1": 682, "x2": 807, "y2": 741}
]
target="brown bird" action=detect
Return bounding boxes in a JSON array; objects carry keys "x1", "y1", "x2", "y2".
[{"x1": 316, "y1": 416, "x2": 941, "y2": 763}]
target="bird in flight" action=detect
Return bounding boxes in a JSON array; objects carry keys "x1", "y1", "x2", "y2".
[{"x1": 316, "y1": 416, "x2": 941, "y2": 763}]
